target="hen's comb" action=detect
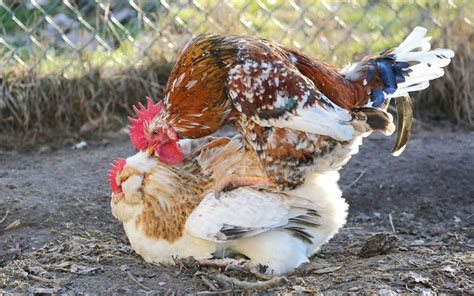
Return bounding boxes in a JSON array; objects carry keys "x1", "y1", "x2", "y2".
[
  {"x1": 128, "y1": 97, "x2": 163, "y2": 150},
  {"x1": 108, "y1": 157, "x2": 126, "y2": 193}
]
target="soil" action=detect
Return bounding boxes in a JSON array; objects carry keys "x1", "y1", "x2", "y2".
[{"x1": 0, "y1": 123, "x2": 473, "y2": 294}]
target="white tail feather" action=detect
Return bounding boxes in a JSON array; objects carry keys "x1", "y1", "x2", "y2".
[
  {"x1": 396, "y1": 49, "x2": 454, "y2": 67},
  {"x1": 390, "y1": 27, "x2": 454, "y2": 98},
  {"x1": 393, "y1": 27, "x2": 430, "y2": 54},
  {"x1": 388, "y1": 82, "x2": 430, "y2": 98}
]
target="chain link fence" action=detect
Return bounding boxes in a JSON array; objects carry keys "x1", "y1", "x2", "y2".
[
  {"x1": 0, "y1": 1, "x2": 472, "y2": 134},
  {"x1": 1, "y1": 0, "x2": 471, "y2": 73}
]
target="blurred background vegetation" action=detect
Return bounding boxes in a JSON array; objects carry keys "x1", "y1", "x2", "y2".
[{"x1": 1, "y1": 0, "x2": 472, "y2": 139}]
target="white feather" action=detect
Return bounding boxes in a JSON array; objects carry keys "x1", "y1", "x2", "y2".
[
  {"x1": 125, "y1": 151, "x2": 159, "y2": 174},
  {"x1": 396, "y1": 49, "x2": 454, "y2": 67},
  {"x1": 387, "y1": 81, "x2": 430, "y2": 98},
  {"x1": 387, "y1": 27, "x2": 454, "y2": 99},
  {"x1": 186, "y1": 188, "x2": 316, "y2": 242},
  {"x1": 254, "y1": 105, "x2": 354, "y2": 142},
  {"x1": 405, "y1": 63, "x2": 445, "y2": 79},
  {"x1": 392, "y1": 27, "x2": 429, "y2": 54}
]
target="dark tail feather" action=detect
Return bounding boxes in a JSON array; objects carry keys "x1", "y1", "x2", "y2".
[
  {"x1": 391, "y1": 95, "x2": 413, "y2": 156},
  {"x1": 353, "y1": 107, "x2": 395, "y2": 135}
]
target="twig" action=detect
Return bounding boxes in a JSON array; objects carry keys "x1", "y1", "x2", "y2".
[
  {"x1": 126, "y1": 271, "x2": 151, "y2": 291},
  {"x1": 224, "y1": 264, "x2": 273, "y2": 281},
  {"x1": 210, "y1": 273, "x2": 287, "y2": 291},
  {"x1": 200, "y1": 275, "x2": 218, "y2": 291},
  {"x1": 196, "y1": 289, "x2": 241, "y2": 295},
  {"x1": 196, "y1": 258, "x2": 272, "y2": 281},
  {"x1": 404, "y1": 243, "x2": 474, "y2": 249},
  {"x1": 27, "y1": 274, "x2": 61, "y2": 285},
  {"x1": 388, "y1": 213, "x2": 396, "y2": 233},
  {"x1": 4, "y1": 219, "x2": 21, "y2": 230},
  {"x1": 343, "y1": 168, "x2": 367, "y2": 191},
  {"x1": 0, "y1": 210, "x2": 9, "y2": 224}
]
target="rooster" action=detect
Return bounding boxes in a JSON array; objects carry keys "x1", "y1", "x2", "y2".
[
  {"x1": 128, "y1": 27, "x2": 453, "y2": 191},
  {"x1": 108, "y1": 136, "x2": 348, "y2": 275}
]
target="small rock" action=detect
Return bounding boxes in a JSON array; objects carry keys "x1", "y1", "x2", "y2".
[
  {"x1": 158, "y1": 281, "x2": 166, "y2": 286},
  {"x1": 411, "y1": 239, "x2": 425, "y2": 245},
  {"x1": 358, "y1": 232, "x2": 399, "y2": 258},
  {"x1": 38, "y1": 145, "x2": 52, "y2": 153},
  {"x1": 403, "y1": 271, "x2": 433, "y2": 288},
  {"x1": 348, "y1": 286, "x2": 360, "y2": 292},
  {"x1": 441, "y1": 265, "x2": 456, "y2": 273},
  {"x1": 119, "y1": 264, "x2": 128, "y2": 271},
  {"x1": 73, "y1": 141, "x2": 88, "y2": 149},
  {"x1": 120, "y1": 126, "x2": 130, "y2": 135}
]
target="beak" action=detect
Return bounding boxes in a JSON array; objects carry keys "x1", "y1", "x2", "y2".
[
  {"x1": 145, "y1": 147, "x2": 154, "y2": 157},
  {"x1": 112, "y1": 192, "x2": 124, "y2": 204}
]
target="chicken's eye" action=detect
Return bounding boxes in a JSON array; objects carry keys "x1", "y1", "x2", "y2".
[{"x1": 153, "y1": 130, "x2": 158, "y2": 135}]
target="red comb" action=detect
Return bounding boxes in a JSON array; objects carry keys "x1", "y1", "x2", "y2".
[
  {"x1": 108, "y1": 157, "x2": 126, "y2": 193},
  {"x1": 128, "y1": 97, "x2": 163, "y2": 150}
]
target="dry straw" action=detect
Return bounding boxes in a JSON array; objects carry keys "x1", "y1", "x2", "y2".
[
  {"x1": 0, "y1": 54, "x2": 170, "y2": 143},
  {"x1": 414, "y1": 17, "x2": 473, "y2": 124}
]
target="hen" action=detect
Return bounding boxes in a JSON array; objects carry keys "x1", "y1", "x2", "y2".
[
  {"x1": 108, "y1": 136, "x2": 347, "y2": 275},
  {"x1": 128, "y1": 27, "x2": 454, "y2": 190}
]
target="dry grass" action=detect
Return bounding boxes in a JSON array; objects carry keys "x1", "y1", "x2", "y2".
[
  {"x1": 0, "y1": 55, "x2": 170, "y2": 142},
  {"x1": 414, "y1": 18, "x2": 474, "y2": 124}
]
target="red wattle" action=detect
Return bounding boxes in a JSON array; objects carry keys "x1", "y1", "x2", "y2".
[{"x1": 156, "y1": 141, "x2": 183, "y2": 165}]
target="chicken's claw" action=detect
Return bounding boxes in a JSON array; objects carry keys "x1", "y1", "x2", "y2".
[{"x1": 214, "y1": 175, "x2": 274, "y2": 199}]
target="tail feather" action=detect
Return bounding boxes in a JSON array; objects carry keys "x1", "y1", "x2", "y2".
[
  {"x1": 358, "y1": 27, "x2": 454, "y2": 106},
  {"x1": 391, "y1": 96, "x2": 413, "y2": 157},
  {"x1": 392, "y1": 27, "x2": 431, "y2": 54},
  {"x1": 353, "y1": 107, "x2": 395, "y2": 136},
  {"x1": 390, "y1": 82, "x2": 430, "y2": 97},
  {"x1": 395, "y1": 49, "x2": 454, "y2": 67}
]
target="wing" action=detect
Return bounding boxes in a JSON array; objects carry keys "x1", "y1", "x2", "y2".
[
  {"x1": 185, "y1": 188, "x2": 320, "y2": 243},
  {"x1": 162, "y1": 35, "x2": 237, "y2": 137},
  {"x1": 226, "y1": 40, "x2": 354, "y2": 141}
]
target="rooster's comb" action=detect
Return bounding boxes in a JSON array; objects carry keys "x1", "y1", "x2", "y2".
[
  {"x1": 108, "y1": 157, "x2": 126, "y2": 193},
  {"x1": 128, "y1": 97, "x2": 163, "y2": 150}
]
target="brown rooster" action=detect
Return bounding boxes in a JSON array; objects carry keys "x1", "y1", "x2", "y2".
[{"x1": 129, "y1": 27, "x2": 453, "y2": 190}]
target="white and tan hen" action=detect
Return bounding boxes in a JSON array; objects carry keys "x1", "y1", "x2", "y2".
[{"x1": 108, "y1": 136, "x2": 347, "y2": 275}]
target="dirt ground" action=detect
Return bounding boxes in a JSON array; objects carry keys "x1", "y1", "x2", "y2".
[{"x1": 0, "y1": 123, "x2": 473, "y2": 294}]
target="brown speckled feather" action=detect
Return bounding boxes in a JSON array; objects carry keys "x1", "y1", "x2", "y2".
[
  {"x1": 226, "y1": 39, "x2": 336, "y2": 121},
  {"x1": 235, "y1": 115, "x2": 338, "y2": 189},
  {"x1": 162, "y1": 35, "x2": 240, "y2": 138}
]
